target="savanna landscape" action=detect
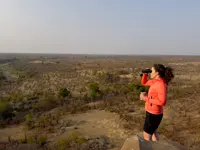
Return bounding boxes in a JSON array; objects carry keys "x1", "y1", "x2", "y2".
[{"x1": 0, "y1": 53, "x2": 200, "y2": 150}]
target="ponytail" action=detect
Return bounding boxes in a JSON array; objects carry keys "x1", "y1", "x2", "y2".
[{"x1": 163, "y1": 66, "x2": 174, "y2": 84}]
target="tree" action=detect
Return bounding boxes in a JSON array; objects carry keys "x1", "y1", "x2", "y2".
[
  {"x1": 87, "y1": 82, "x2": 101, "y2": 101},
  {"x1": 58, "y1": 88, "x2": 71, "y2": 105},
  {"x1": 58, "y1": 88, "x2": 70, "y2": 98},
  {"x1": 0, "y1": 100, "x2": 14, "y2": 121}
]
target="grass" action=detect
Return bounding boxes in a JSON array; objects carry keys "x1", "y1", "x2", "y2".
[{"x1": 0, "y1": 54, "x2": 200, "y2": 149}]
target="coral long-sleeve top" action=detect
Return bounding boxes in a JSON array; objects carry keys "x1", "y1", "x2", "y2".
[{"x1": 141, "y1": 74, "x2": 167, "y2": 114}]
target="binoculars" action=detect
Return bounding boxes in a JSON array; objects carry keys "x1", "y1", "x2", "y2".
[
  {"x1": 140, "y1": 68, "x2": 152, "y2": 77},
  {"x1": 142, "y1": 68, "x2": 152, "y2": 73}
]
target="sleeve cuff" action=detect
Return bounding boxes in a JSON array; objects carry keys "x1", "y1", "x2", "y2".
[{"x1": 143, "y1": 73, "x2": 148, "y2": 77}]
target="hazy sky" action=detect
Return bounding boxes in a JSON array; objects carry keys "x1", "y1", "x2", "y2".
[{"x1": 0, "y1": 0, "x2": 200, "y2": 55}]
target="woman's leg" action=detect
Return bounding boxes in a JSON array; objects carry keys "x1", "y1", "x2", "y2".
[
  {"x1": 152, "y1": 130, "x2": 159, "y2": 141},
  {"x1": 152, "y1": 114, "x2": 163, "y2": 141},
  {"x1": 143, "y1": 131, "x2": 152, "y2": 141},
  {"x1": 143, "y1": 112, "x2": 163, "y2": 141},
  {"x1": 143, "y1": 111, "x2": 153, "y2": 141}
]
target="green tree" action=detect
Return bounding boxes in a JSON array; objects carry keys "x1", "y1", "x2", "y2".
[
  {"x1": 87, "y1": 82, "x2": 101, "y2": 101},
  {"x1": 25, "y1": 113, "x2": 34, "y2": 129},
  {"x1": 0, "y1": 100, "x2": 13, "y2": 121},
  {"x1": 88, "y1": 82, "x2": 99, "y2": 92},
  {"x1": 58, "y1": 88, "x2": 71, "y2": 105},
  {"x1": 58, "y1": 88, "x2": 70, "y2": 98}
]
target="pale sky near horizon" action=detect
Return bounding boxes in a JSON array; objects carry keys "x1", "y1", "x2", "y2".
[{"x1": 0, "y1": 0, "x2": 200, "y2": 55}]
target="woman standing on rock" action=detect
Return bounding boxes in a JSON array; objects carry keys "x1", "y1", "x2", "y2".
[{"x1": 140, "y1": 64, "x2": 174, "y2": 141}]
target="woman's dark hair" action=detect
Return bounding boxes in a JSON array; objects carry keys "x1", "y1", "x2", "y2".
[{"x1": 153, "y1": 64, "x2": 174, "y2": 84}]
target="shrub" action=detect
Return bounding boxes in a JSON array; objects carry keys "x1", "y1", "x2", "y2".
[
  {"x1": 117, "y1": 70, "x2": 129, "y2": 75},
  {"x1": 127, "y1": 83, "x2": 149, "y2": 93},
  {"x1": 87, "y1": 82, "x2": 101, "y2": 101},
  {"x1": 56, "y1": 135, "x2": 88, "y2": 150},
  {"x1": 37, "y1": 135, "x2": 47, "y2": 146},
  {"x1": 0, "y1": 70, "x2": 6, "y2": 80},
  {"x1": 126, "y1": 83, "x2": 136, "y2": 91},
  {"x1": 58, "y1": 88, "x2": 70, "y2": 98},
  {"x1": 18, "y1": 133, "x2": 47, "y2": 146},
  {"x1": 35, "y1": 93, "x2": 58, "y2": 111},
  {"x1": 0, "y1": 120, "x2": 6, "y2": 128},
  {"x1": 87, "y1": 82, "x2": 99, "y2": 92},
  {"x1": 18, "y1": 133, "x2": 28, "y2": 144},
  {"x1": 0, "y1": 100, "x2": 14, "y2": 121},
  {"x1": 58, "y1": 88, "x2": 71, "y2": 105},
  {"x1": 25, "y1": 113, "x2": 34, "y2": 129},
  {"x1": 56, "y1": 139, "x2": 69, "y2": 150},
  {"x1": 99, "y1": 72, "x2": 120, "y2": 83},
  {"x1": 7, "y1": 92, "x2": 24, "y2": 102}
]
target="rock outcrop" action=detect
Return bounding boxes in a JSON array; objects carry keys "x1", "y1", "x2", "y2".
[{"x1": 120, "y1": 135, "x2": 186, "y2": 150}]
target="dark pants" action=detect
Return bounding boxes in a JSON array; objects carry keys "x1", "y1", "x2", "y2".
[{"x1": 143, "y1": 111, "x2": 163, "y2": 135}]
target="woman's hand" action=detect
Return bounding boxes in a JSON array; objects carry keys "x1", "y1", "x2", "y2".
[{"x1": 140, "y1": 92, "x2": 147, "y2": 101}]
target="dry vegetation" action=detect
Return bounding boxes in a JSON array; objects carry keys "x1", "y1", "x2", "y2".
[{"x1": 0, "y1": 53, "x2": 200, "y2": 150}]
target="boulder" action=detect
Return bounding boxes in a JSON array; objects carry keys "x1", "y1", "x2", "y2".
[{"x1": 120, "y1": 135, "x2": 186, "y2": 150}]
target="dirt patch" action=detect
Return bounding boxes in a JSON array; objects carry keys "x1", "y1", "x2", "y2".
[
  {"x1": 48, "y1": 110, "x2": 132, "y2": 148},
  {"x1": 29, "y1": 60, "x2": 56, "y2": 64},
  {"x1": 0, "y1": 110, "x2": 131, "y2": 148},
  {"x1": 176, "y1": 74, "x2": 200, "y2": 81},
  {"x1": 0, "y1": 125, "x2": 30, "y2": 142},
  {"x1": 119, "y1": 74, "x2": 133, "y2": 79},
  {"x1": 169, "y1": 62, "x2": 200, "y2": 66}
]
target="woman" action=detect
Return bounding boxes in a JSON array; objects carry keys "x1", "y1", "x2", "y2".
[{"x1": 140, "y1": 64, "x2": 174, "y2": 141}]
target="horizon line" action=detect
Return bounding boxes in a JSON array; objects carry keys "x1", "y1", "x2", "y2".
[{"x1": 0, "y1": 52, "x2": 200, "y2": 56}]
